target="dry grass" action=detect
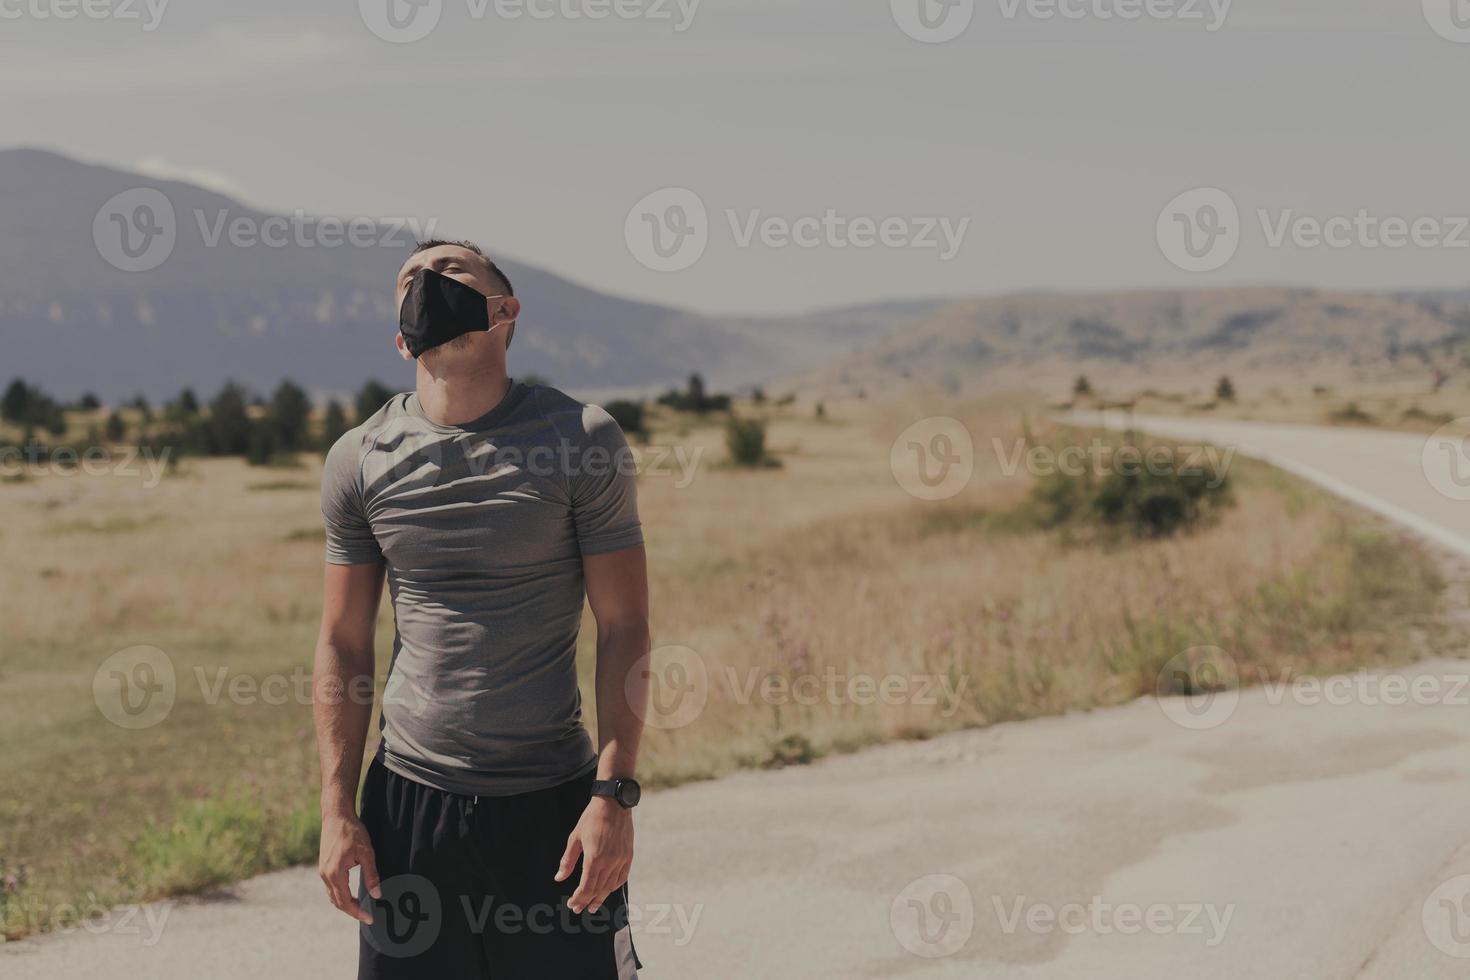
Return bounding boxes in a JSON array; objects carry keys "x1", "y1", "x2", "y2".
[
  {"x1": 0, "y1": 392, "x2": 1452, "y2": 938},
  {"x1": 1071, "y1": 377, "x2": 1470, "y2": 435}
]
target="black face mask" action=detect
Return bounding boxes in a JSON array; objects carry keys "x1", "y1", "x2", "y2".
[{"x1": 398, "y1": 268, "x2": 493, "y2": 359}]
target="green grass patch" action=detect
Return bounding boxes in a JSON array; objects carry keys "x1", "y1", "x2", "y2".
[{"x1": 131, "y1": 797, "x2": 320, "y2": 900}]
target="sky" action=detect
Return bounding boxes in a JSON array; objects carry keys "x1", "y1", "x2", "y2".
[{"x1": 2, "y1": 0, "x2": 1468, "y2": 315}]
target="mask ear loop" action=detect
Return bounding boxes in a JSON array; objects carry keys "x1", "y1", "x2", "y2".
[{"x1": 484, "y1": 297, "x2": 514, "y2": 337}]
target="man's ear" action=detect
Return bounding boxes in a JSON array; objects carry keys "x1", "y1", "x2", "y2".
[
  {"x1": 494, "y1": 296, "x2": 521, "y2": 350},
  {"x1": 394, "y1": 332, "x2": 414, "y2": 362}
]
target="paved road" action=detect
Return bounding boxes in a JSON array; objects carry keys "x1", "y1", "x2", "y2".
[{"x1": 6, "y1": 417, "x2": 1470, "y2": 979}]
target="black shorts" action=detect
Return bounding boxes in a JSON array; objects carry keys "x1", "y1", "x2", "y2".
[{"x1": 357, "y1": 756, "x2": 641, "y2": 980}]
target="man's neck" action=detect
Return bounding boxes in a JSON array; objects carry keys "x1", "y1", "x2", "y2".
[{"x1": 415, "y1": 362, "x2": 513, "y2": 426}]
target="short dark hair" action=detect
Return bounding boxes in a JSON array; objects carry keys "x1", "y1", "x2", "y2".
[{"x1": 411, "y1": 239, "x2": 514, "y2": 297}]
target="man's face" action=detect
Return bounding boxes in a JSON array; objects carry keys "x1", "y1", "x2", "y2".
[
  {"x1": 394, "y1": 245, "x2": 519, "y2": 361},
  {"x1": 396, "y1": 244, "x2": 498, "y2": 310}
]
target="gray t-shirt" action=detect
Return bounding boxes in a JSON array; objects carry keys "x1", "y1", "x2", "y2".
[{"x1": 321, "y1": 381, "x2": 643, "y2": 797}]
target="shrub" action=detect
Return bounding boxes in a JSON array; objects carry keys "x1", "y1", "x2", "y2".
[
  {"x1": 1027, "y1": 443, "x2": 1233, "y2": 539},
  {"x1": 1329, "y1": 402, "x2": 1375, "y2": 425},
  {"x1": 603, "y1": 399, "x2": 647, "y2": 438},
  {"x1": 725, "y1": 416, "x2": 779, "y2": 468}
]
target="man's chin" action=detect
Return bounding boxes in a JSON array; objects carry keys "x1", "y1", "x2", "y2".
[{"x1": 420, "y1": 333, "x2": 483, "y2": 363}]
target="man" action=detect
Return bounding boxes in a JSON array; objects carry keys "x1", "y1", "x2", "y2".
[{"x1": 312, "y1": 240, "x2": 649, "y2": 979}]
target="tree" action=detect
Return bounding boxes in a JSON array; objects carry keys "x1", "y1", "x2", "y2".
[
  {"x1": 208, "y1": 382, "x2": 253, "y2": 456},
  {"x1": 1215, "y1": 376, "x2": 1236, "y2": 402},
  {"x1": 2, "y1": 379, "x2": 30, "y2": 423},
  {"x1": 321, "y1": 399, "x2": 349, "y2": 453},
  {"x1": 1073, "y1": 376, "x2": 1093, "y2": 397},
  {"x1": 78, "y1": 392, "x2": 102, "y2": 411},
  {"x1": 104, "y1": 412, "x2": 127, "y2": 442},
  {"x1": 687, "y1": 373, "x2": 708, "y2": 412},
  {"x1": 268, "y1": 379, "x2": 312, "y2": 452},
  {"x1": 356, "y1": 380, "x2": 395, "y2": 422},
  {"x1": 131, "y1": 394, "x2": 153, "y2": 425},
  {"x1": 247, "y1": 420, "x2": 281, "y2": 466},
  {"x1": 174, "y1": 388, "x2": 200, "y2": 416}
]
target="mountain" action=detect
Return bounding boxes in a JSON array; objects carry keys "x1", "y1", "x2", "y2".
[
  {"x1": 0, "y1": 148, "x2": 931, "y2": 402},
  {"x1": 803, "y1": 286, "x2": 1470, "y2": 397}
]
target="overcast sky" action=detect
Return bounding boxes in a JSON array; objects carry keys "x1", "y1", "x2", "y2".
[{"x1": 2, "y1": 0, "x2": 1467, "y2": 314}]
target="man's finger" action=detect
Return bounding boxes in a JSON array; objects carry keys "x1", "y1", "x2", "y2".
[
  {"x1": 325, "y1": 869, "x2": 355, "y2": 922},
  {"x1": 555, "y1": 835, "x2": 583, "y2": 883},
  {"x1": 358, "y1": 847, "x2": 383, "y2": 900},
  {"x1": 329, "y1": 865, "x2": 374, "y2": 925},
  {"x1": 567, "y1": 866, "x2": 599, "y2": 913}
]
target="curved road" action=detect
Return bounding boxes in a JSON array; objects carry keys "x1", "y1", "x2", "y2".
[{"x1": 5, "y1": 415, "x2": 1470, "y2": 979}]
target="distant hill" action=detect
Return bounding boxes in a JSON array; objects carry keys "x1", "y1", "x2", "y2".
[
  {"x1": 802, "y1": 286, "x2": 1470, "y2": 397},
  {"x1": 0, "y1": 148, "x2": 933, "y2": 402}
]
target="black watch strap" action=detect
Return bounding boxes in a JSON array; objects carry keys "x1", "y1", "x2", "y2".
[{"x1": 591, "y1": 778, "x2": 641, "y2": 808}]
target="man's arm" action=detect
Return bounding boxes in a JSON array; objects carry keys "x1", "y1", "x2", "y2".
[
  {"x1": 313, "y1": 561, "x2": 386, "y2": 924},
  {"x1": 557, "y1": 544, "x2": 651, "y2": 915}
]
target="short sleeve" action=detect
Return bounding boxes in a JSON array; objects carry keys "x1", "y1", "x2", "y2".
[
  {"x1": 321, "y1": 429, "x2": 385, "y2": 566},
  {"x1": 570, "y1": 406, "x2": 644, "y2": 556}
]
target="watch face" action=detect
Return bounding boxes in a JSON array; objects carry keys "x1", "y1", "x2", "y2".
[{"x1": 616, "y1": 780, "x2": 642, "y2": 808}]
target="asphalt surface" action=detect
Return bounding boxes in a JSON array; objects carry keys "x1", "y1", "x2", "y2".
[{"x1": 6, "y1": 416, "x2": 1470, "y2": 979}]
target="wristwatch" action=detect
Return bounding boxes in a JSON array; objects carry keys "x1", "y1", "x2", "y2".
[{"x1": 591, "y1": 778, "x2": 642, "y2": 809}]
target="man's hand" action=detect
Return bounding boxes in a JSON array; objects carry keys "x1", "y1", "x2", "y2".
[
  {"x1": 319, "y1": 812, "x2": 382, "y2": 924},
  {"x1": 556, "y1": 797, "x2": 634, "y2": 915}
]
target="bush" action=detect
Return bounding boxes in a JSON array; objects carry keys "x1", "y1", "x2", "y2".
[
  {"x1": 603, "y1": 399, "x2": 647, "y2": 438},
  {"x1": 725, "y1": 416, "x2": 779, "y2": 468},
  {"x1": 1028, "y1": 444, "x2": 1233, "y2": 539},
  {"x1": 1329, "y1": 402, "x2": 1375, "y2": 425}
]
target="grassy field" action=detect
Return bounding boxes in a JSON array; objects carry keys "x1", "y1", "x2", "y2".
[
  {"x1": 0, "y1": 392, "x2": 1457, "y2": 939},
  {"x1": 1067, "y1": 376, "x2": 1470, "y2": 435}
]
